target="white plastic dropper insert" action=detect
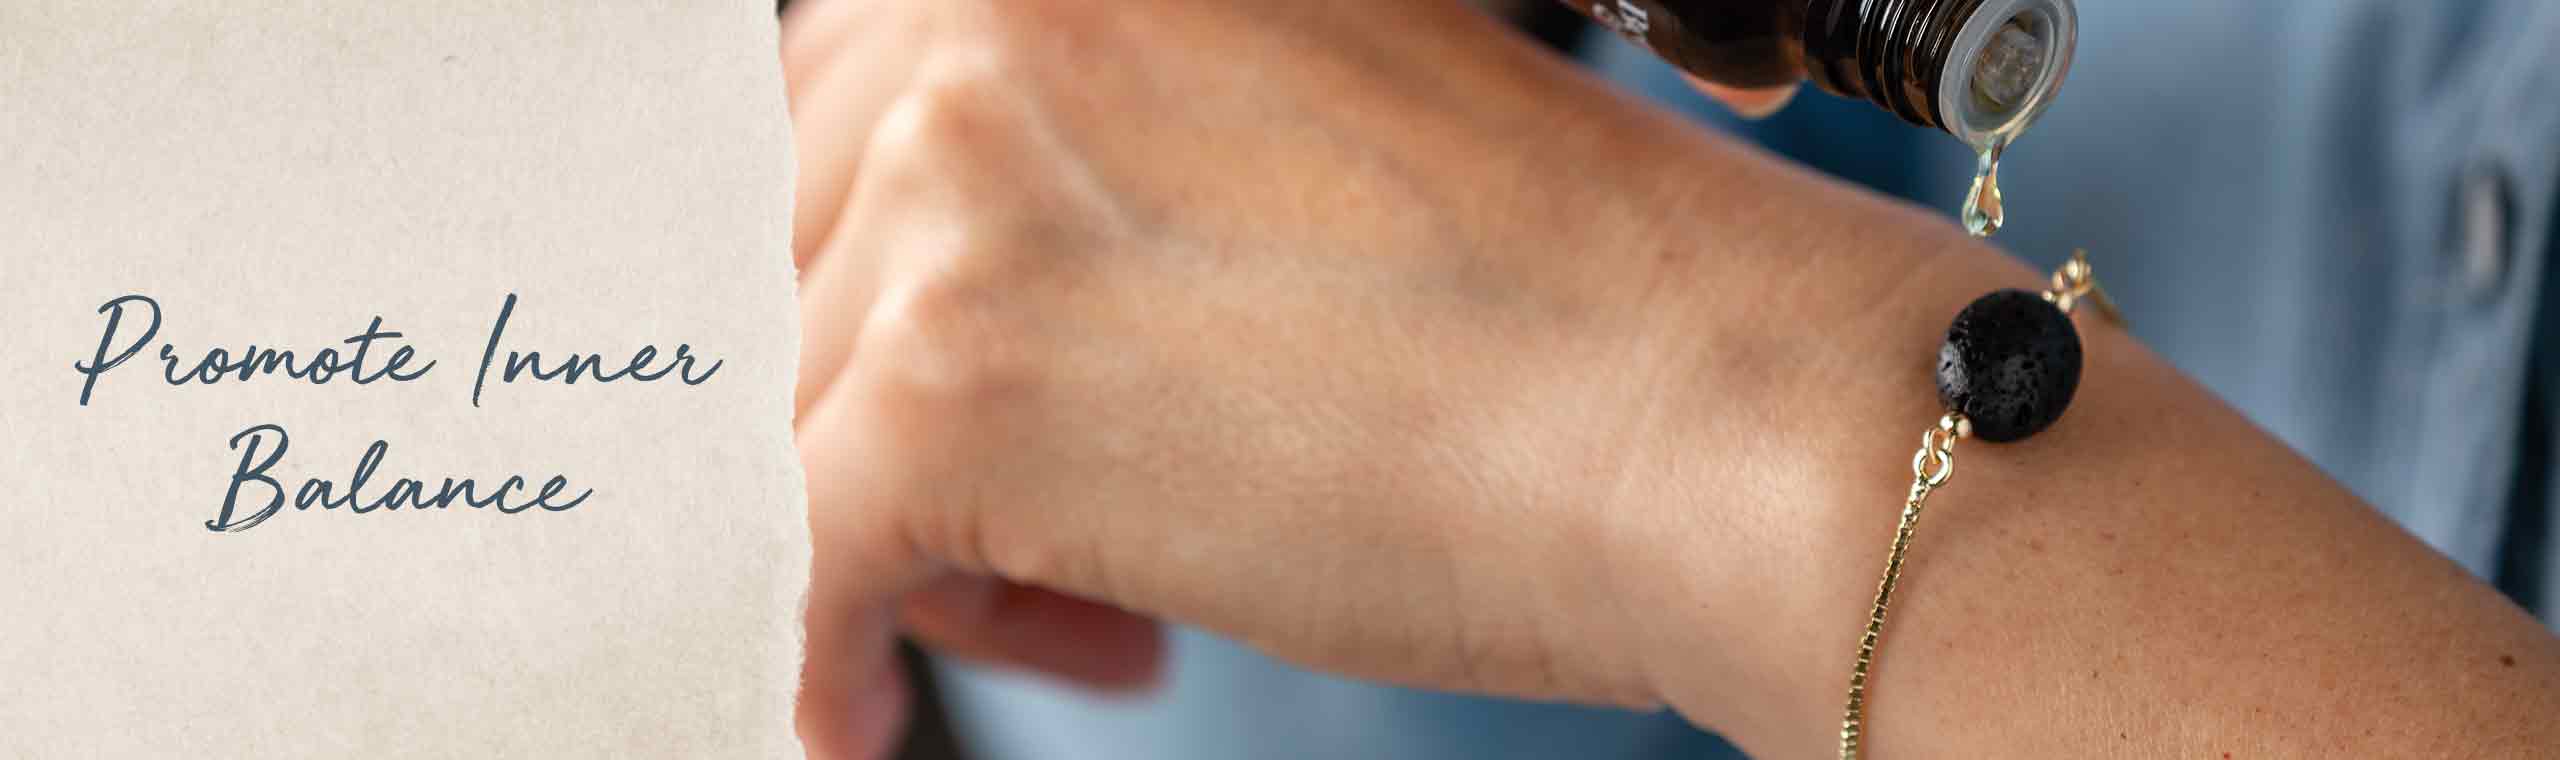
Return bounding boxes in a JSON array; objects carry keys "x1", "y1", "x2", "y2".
[{"x1": 1937, "y1": 0, "x2": 2078, "y2": 151}]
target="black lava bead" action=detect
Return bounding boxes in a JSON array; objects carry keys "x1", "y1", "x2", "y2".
[{"x1": 1935, "y1": 289, "x2": 2082, "y2": 443}]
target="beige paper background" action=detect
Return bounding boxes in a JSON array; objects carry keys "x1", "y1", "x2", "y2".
[{"x1": 0, "y1": 2, "x2": 808, "y2": 757}]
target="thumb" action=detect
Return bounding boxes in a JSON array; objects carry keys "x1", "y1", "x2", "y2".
[
  {"x1": 899, "y1": 574, "x2": 1166, "y2": 692},
  {"x1": 1539, "y1": 0, "x2": 1802, "y2": 118},
  {"x1": 1683, "y1": 76, "x2": 1801, "y2": 119}
]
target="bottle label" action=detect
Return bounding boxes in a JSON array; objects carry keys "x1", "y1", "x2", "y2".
[{"x1": 1590, "y1": 0, "x2": 1655, "y2": 50}]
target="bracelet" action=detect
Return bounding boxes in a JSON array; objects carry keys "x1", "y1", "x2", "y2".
[{"x1": 1837, "y1": 251, "x2": 2123, "y2": 759}]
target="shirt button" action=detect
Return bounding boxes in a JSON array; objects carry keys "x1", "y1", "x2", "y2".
[{"x1": 2457, "y1": 167, "x2": 2514, "y2": 301}]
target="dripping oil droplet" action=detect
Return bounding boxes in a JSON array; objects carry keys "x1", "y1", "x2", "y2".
[{"x1": 1963, "y1": 138, "x2": 2009, "y2": 238}]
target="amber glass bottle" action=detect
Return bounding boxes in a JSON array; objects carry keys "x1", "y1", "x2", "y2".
[{"x1": 1568, "y1": 0, "x2": 2076, "y2": 149}]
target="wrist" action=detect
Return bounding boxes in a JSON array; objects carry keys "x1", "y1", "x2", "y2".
[{"x1": 1585, "y1": 224, "x2": 2044, "y2": 752}]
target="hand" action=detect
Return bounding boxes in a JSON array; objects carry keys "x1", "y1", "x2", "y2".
[{"x1": 779, "y1": 0, "x2": 1994, "y2": 756}]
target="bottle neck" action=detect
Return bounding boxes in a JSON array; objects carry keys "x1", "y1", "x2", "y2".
[{"x1": 1801, "y1": 0, "x2": 2076, "y2": 149}]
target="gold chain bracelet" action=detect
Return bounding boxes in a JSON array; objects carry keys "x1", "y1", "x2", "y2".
[{"x1": 1836, "y1": 252, "x2": 2119, "y2": 759}]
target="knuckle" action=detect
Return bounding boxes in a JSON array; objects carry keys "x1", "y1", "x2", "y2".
[
  {"x1": 854, "y1": 51, "x2": 1120, "y2": 256},
  {"x1": 856, "y1": 63, "x2": 1084, "y2": 229},
  {"x1": 906, "y1": 484, "x2": 1000, "y2": 577},
  {"x1": 863, "y1": 265, "x2": 1041, "y2": 415},
  {"x1": 865, "y1": 68, "x2": 1013, "y2": 167},
  {"x1": 980, "y1": 530, "x2": 1082, "y2": 588}
]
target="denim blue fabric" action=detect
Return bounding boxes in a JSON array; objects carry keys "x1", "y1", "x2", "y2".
[{"x1": 938, "y1": 3, "x2": 2560, "y2": 757}]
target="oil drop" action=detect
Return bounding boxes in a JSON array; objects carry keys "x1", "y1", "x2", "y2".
[{"x1": 1962, "y1": 139, "x2": 2008, "y2": 238}]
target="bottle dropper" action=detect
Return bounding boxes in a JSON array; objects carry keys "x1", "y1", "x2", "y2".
[{"x1": 1568, "y1": 0, "x2": 2077, "y2": 152}]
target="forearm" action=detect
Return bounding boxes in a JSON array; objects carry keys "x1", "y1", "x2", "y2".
[{"x1": 1610, "y1": 238, "x2": 2560, "y2": 758}]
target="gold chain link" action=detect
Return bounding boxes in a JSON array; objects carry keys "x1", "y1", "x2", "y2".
[
  {"x1": 1839, "y1": 412, "x2": 1966, "y2": 760},
  {"x1": 2043, "y1": 250, "x2": 2127, "y2": 328},
  {"x1": 1839, "y1": 252, "x2": 2115, "y2": 758}
]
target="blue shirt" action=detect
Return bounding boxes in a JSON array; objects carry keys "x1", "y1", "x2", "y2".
[{"x1": 940, "y1": 3, "x2": 2560, "y2": 757}]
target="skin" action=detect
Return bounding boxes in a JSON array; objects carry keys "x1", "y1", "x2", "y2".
[{"x1": 779, "y1": 1, "x2": 2560, "y2": 758}]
